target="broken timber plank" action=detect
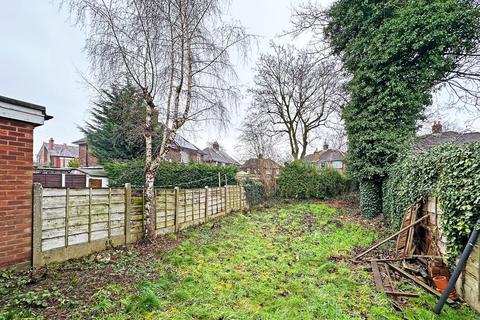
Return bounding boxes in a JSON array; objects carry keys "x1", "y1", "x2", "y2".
[
  {"x1": 384, "y1": 291, "x2": 419, "y2": 297},
  {"x1": 371, "y1": 261, "x2": 384, "y2": 292},
  {"x1": 372, "y1": 261, "x2": 418, "y2": 298},
  {"x1": 387, "y1": 262, "x2": 455, "y2": 304},
  {"x1": 353, "y1": 215, "x2": 429, "y2": 261}
]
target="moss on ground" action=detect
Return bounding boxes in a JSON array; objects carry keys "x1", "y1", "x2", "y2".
[{"x1": 1, "y1": 203, "x2": 479, "y2": 319}]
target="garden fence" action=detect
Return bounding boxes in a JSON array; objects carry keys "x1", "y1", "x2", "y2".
[{"x1": 32, "y1": 183, "x2": 247, "y2": 267}]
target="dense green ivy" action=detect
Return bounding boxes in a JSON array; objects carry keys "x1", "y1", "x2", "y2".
[
  {"x1": 104, "y1": 160, "x2": 238, "y2": 188},
  {"x1": 242, "y1": 178, "x2": 265, "y2": 206},
  {"x1": 277, "y1": 161, "x2": 349, "y2": 199},
  {"x1": 325, "y1": 0, "x2": 480, "y2": 217},
  {"x1": 360, "y1": 179, "x2": 383, "y2": 218},
  {"x1": 383, "y1": 142, "x2": 480, "y2": 263}
]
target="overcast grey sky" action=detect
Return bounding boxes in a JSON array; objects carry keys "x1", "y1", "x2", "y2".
[
  {"x1": 1, "y1": 0, "x2": 476, "y2": 160},
  {"x1": 0, "y1": 0, "x2": 327, "y2": 159}
]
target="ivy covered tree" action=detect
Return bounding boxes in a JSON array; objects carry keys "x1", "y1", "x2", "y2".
[
  {"x1": 293, "y1": 0, "x2": 480, "y2": 217},
  {"x1": 82, "y1": 83, "x2": 162, "y2": 163}
]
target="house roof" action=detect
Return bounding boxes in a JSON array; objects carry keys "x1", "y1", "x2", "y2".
[
  {"x1": 241, "y1": 158, "x2": 281, "y2": 170},
  {"x1": 305, "y1": 149, "x2": 345, "y2": 162},
  {"x1": 72, "y1": 134, "x2": 203, "y2": 153},
  {"x1": 414, "y1": 131, "x2": 480, "y2": 153},
  {"x1": 202, "y1": 147, "x2": 239, "y2": 165},
  {"x1": 72, "y1": 137, "x2": 87, "y2": 145},
  {"x1": 42, "y1": 142, "x2": 79, "y2": 158},
  {"x1": 173, "y1": 135, "x2": 204, "y2": 153},
  {"x1": 0, "y1": 95, "x2": 52, "y2": 125}
]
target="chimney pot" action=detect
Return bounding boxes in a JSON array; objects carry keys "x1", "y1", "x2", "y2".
[
  {"x1": 323, "y1": 142, "x2": 329, "y2": 150},
  {"x1": 432, "y1": 121, "x2": 443, "y2": 134}
]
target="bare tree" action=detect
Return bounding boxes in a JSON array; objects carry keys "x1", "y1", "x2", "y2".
[
  {"x1": 291, "y1": 1, "x2": 480, "y2": 119},
  {"x1": 63, "y1": 0, "x2": 249, "y2": 240},
  {"x1": 236, "y1": 110, "x2": 280, "y2": 162},
  {"x1": 250, "y1": 42, "x2": 345, "y2": 160}
]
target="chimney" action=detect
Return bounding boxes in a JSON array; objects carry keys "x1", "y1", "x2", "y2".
[
  {"x1": 313, "y1": 148, "x2": 320, "y2": 161},
  {"x1": 258, "y1": 153, "x2": 263, "y2": 159},
  {"x1": 212, "y1": 141, "x2": 220, "y2": 151},
  {"x1": 323, "y1": 142, "x2": 329, "y2": 150},
  {"x1": 49, "y1": 138, "x2": 55, "y2": 150},
  {"x1": 432, "y1": 121, "x2": 443, "y2": 134}
]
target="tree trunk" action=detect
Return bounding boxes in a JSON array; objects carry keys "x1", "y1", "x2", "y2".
[
  {"x1": 359, "y1": 178, "x2": 383, "y2": 218},
  {"x1": 143, "y1": 101, "x2": 156, "y2": 241},
  {"x1": 144, "y1": 168, "x2": 156, "y2": 240}
]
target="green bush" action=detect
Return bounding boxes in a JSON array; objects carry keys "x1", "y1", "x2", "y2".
[
  {"x1": 104, "y1": 160, "x2": 238, "y2": 188},
  {"x1": 383, "y1": 142, "x2": 480, "y2": 263},
  {"x1": 242, "y1": 178, "x2": 265, "y2": 206},
  {"x1": 278, "y1": 161, "x2": 348, "y2": 199}
]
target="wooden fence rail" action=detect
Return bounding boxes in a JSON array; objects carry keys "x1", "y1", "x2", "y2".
[{"x1": 32, "y1": 183, "x2": 247, "y2": 267}]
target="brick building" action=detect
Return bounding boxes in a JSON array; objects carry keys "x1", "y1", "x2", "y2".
[
  {"x1": 72, "y1": 137, "x2": 98, "y2": 167},
  {"x1": 165, "y1": 135, "x2": 204, "y2": 163},
  {"x1": 305, "y1": 143, "x2": 345, "y2": 174},
  {"x1": 0, "y1": 95, "x2": 50, "y2": 269},
  {"x1": 36, "y1": 138, "x2": 79, "y2": 168}
]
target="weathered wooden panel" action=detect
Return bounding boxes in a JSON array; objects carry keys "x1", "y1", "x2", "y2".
[{"x1": 36, "y1": 185, "x2": 247, "y2": 266}]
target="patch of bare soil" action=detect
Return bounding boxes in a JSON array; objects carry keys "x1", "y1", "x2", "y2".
[{"x1": 4, "y1": 234, "x2": 184, "y2": 320}]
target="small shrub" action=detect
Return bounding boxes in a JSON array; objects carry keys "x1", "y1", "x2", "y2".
[
  {"x1": 242, "y1": 178, "x2": 265, "y2": 206},
  {"x1": 278, "y1": 161, "x2": 348, "y2": 199}
]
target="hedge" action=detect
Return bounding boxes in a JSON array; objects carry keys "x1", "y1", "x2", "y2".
[
  {"x1": 383, "y1": 142, "x2": 480, "y2": 263},
  {"x1": 277, "y1": 161, "x2": 349, "y2": 199},
  {"x1": 104, "y1": 160, "x2": 238, "y2": 188}
]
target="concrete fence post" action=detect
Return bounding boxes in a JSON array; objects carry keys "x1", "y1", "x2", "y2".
[
  {"x1": 153, "y1": 189, "x2": 157, "y2": 231},
  {"x1": 65, "y1": 188, "x2": 70, "y2": 247},
  {"x1": 124, "y1": 183, "x2": 131, "y2": 244},
  {"x1": 224, "y1": 186, "x2": 228, "y2": 215},
  {"x1": 204, "y1": 186, "x2": 209, "y2": 222},
  {"x1": 239, "y1": 185, "x2": 243, "y2": 211},
  {"x1": 32, "y1": 183, "x2": 43, "y2": 268},
  {"x1": 174, "y1": 187, "x2": 180, "y2": 232}
]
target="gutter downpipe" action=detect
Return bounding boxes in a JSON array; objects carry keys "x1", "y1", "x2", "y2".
[{"x1": 433, "y1": 218, "x2": 480, "y2": 314}]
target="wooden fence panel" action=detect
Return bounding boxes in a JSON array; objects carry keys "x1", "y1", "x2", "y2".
[{"x1": 33, "y1": 184, "x2": 248, "y2": 267}]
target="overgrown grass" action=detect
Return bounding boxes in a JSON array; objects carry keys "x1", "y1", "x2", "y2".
[{"x1": 1, "y1": 203, "x2": 479, "y2": 319}]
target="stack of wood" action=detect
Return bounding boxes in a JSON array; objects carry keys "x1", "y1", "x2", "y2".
[{"x1": 352, "y1": 202, "x2": 457, "y2": 309}]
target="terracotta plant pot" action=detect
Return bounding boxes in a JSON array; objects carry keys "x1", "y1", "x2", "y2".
[{"x1": 433, "y1": 275, "x2": 449, "y2": 292}]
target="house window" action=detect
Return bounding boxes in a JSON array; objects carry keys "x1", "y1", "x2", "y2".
[
  {"x1": 320, "y1": 162, "x2": 327, "y2": 169},
  {"x1": 332, "y1": 161, "x2": 343, "y2": 169},
  {"x1": 180, "y1": 151, "x2": 190, "y2": 163}
]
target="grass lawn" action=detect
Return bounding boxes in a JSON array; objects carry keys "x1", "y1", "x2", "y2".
[{"x1": 1, "y1": 202, "x2": 479, "y2": 319}]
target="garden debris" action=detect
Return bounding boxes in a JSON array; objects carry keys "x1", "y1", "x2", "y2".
[
  {"x1": 371, "y1": 261, "x2": 418, "y2": 310},
  {"x1": 387, "y1": 263, "x2": 455, "y2": 305},
  {"x1": 353, "y1": 214, "x2": 429, "y2": 261},
  {"x1": 351, "y1": 209, "x2": 461, "y2": 309},
  {"x1": 92, "y1": 252, "x2": 111, "y2": 264},
  {"x1": 30, "y1": 267, "x2": 48, "y2": 283}
]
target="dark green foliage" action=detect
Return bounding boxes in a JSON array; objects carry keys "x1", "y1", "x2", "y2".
[
  {"x1": 82, "y1": 83, "x2": 163, "y2": 163},
  {"x1": 278, "y1": 161, "x2": 348, "y2": 199},
  {"x1": 104, "y1": 160, "x2": 238, "y2": 188},
  {"x1": 325, "y1": 0, "x2": 480, "y2": 217},
  {"x1": 359, "y1": 179, "x2": 382, "y2": 218},
  {"x1": 242, "y1": 178, "x2": 265, "y2": 206},
  {"x1": 383, "y1": 142, "x2": 480, "y2": 263}
]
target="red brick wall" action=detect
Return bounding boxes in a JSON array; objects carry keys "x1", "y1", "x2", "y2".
[
  {"x1": 78, "y1": 144, "x2": 98, "y2": 167},
  {"x1": 36, "y1": 145, "x2": 49, "y2": 167},
  {"x1": 0, "y1": 117, "x2": 34, "y2": 268}
]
